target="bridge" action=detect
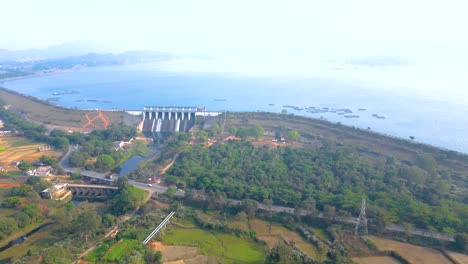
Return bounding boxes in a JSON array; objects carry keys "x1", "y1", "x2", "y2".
[
  {"x1": 67, "y1": 184, "x2": 118, "y2": 199},
  {"x1": 143, "y1": 211, "x2": 175, "y2": 244}
]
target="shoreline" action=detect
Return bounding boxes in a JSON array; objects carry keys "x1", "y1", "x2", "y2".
[
  {"x1": 1, "y1": 86, "x2": 467, "y2": 157},
  {"x1": 0, "y1": 60, "x2": 161, "y2": 84}
]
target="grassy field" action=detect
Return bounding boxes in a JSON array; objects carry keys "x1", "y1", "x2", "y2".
[
  {"x1": 0, "y1": 136, "x2": 62, "y2": 173},
  {"x1": 162, "y1": 227, "x2": 266, "y2": 264},
  {"x1": 370, "y1": 236, "x2": 454, "y2": 264},
  {"x1": 103, "y1": 239, "x2": 139, "y2": 262},
  {"x1": 0, "y1": 87, "x2": 140, "y2": 131}
]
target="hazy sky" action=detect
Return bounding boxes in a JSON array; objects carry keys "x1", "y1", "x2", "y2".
[
  {"x1": 1, "y1": 0, "x2": 466, "y2": 57},
  {"x1": 1, "y1": 0, "x2": 467, "y2": 88}
]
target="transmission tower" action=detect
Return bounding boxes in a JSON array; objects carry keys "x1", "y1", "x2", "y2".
[{"x1": 355, "y1": 197, "x2": 368, "y2": 237}]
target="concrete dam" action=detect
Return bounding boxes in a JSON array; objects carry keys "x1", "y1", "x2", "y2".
[{"x1": 133, "y1": 106, "x2": 222, "y2": 132}]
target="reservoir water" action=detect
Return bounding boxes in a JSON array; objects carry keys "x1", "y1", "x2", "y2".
[{"x1": 2, "y1": 62, "x2": 468, "y2": 154}]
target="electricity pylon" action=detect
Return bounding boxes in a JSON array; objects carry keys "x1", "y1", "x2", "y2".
[{"x1": 355, "y1": 197, "x2": 368, "y2": 237}]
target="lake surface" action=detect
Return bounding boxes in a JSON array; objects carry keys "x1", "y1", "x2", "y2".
[{"x1": 2, "y1": 63, "x2": 468, "y2": 153}]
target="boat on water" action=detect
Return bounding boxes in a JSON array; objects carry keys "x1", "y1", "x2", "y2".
[
  {"x1": 372, "y1": 114, "x2": 386, "y2": 119},
  {"x1": 214, "y1": 98, "x2": 226, "y2": 101}
]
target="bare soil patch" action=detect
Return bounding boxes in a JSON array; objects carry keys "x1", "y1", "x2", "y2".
[
  {"x1": 0, "y1": 182, "x2": 21, "y2": 188},
  {"x1": 149, "y1": 241, "x2": 200, "y2": 263}
]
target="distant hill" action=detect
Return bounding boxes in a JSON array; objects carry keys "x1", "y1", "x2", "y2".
[
  {"x1": 0, "y1": 40, "x2": 117, "y2": 61},
  {"x1": 0, "y1": 46, "x2": 174, "y2": 79}
]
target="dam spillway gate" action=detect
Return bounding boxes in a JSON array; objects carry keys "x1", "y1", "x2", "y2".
[{"x1": 142, "y1": 106, "x2": 197, "y2": 132}]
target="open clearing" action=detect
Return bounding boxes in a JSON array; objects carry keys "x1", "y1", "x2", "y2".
[
  {"x1": 0, "y1": 136, "x2": 61, "y2": 172},
  {"x1": 150, "y1": 241, "x2": 218, "y2": 264},
  {"x1": 162, "y1": 227, "x2": 266, "y2": 264},
  {"x1": 370, "y1": 236, "x2": 453, "y2": 264},
  {"x1": 353, "y1": 256, "x2": 402, "y2": 264},
  {"x1": 0, "y1": 87, "x2": 140, "y2": 131}
]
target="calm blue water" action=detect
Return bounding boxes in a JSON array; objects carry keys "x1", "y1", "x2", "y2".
[
  {"x1": 2, "y1": 63, "x2": 468, "y2": 154},
  {"x1": 119, "y1": 155, "x2": 144, "y2": 176}
]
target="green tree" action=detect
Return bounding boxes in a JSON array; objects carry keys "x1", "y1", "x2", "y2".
[
  {"x1": 286, "y1": 130, "x2": 301, "y2": 142},
  {"x1": 209, "y1": 123, "x2": 220, "y2": 136},
  {"x1": 41, "y1": 245, "x2": 72, "y2": 264},
  {"x1": 39, "y1": 155, "x2": 59, "y2": 166},
  {"x1": 102, "y1": 213, "x2": 116, "y2": 228},
  {"x1": 13, "y1": 212, "x2": 31, "y2": 228},
  {"x1": 52, "y1": 136, "x2": 70, "y2": 150},
  {"x1": 95, "y1": 154, "x2": 115, "y2": 172},
  {"x1": 236, "y1": 127, "x2": 250, "y2": 140},
  {"x1": 165, "y1": 186, "x2": 177, "y2": 198},
  {"x1": 70, "y1": 172, "x2": 82, "y2": 180},
  {"x1": 228, "y1": 126, "x2": 238, "y2": 135},
  {"x1": 250, "y1": 125, "x2": 264, "y2": 139},
  {"x1": 111, "y1": 177, "x2": 146, "y2": 215},
  {"x1": 243, "y1": 199, "x2": 258, "y2": 220},
  {"x1": 27, "y1": 177, "x2": 52, "y2": 192},
  {"x1": 4, "y1": 197, "x2": 21, "y2": 208},
  {"x1": 71, "y1": 209, "x2": 101, "y2": 242},
  {"x1": 17, "y1": 160, "x2": 32, "y2": 172},
  {"x1": 0, "y1": 218, "x2": 18, "y2": 236},
  {"x1": 21, "y1": 204, "x2": 41, "y2": 220},
  {"x1": 195, "y1": 130, "x2": 209, "y2": 143},
  {"x1": 69, "y1": 151, "x2": 87, "y2": 167},
  {"x1": 455, "y1": 233, "x2": 468, "y2": 253}
]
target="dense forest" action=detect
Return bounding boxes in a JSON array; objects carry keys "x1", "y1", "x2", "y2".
[{"x1": 165, "y1": 140, "x2": 468, "y2": 234}]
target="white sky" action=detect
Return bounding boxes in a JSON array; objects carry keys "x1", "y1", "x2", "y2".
[
  {"x1": 1, "y1": 0, "x2": 466, "y2": 56},
  {"x1": 1, "y1": 0, "x2": 467, "y2": 87}
]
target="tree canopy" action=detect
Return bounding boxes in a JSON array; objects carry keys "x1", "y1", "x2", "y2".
[{"x1": 165, "y1": 140, "x2": 468, "y2": 233}]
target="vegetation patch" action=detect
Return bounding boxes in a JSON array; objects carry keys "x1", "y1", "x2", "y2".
[
  {"x1": 103, "y1": 238, "x2": 139, "y2": 262},
  {"x1": 86, "y1": 241, "x2": 112, "y2": 262}
]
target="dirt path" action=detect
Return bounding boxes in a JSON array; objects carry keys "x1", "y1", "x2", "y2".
[
  {"x1": 160, "y1": 154, "x2": 178, "y2": 174},
  {"x1": 80, "y1": 111, "x2": 109, "y2": 131}
]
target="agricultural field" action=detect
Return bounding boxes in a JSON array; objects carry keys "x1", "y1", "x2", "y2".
[
  {"x1": 162, "y1": 226, "x2": 266, "y2": 264},
  {"x1": 0, "y1": 136, "x2": 61, "y2": 173},
  {"x1": 352, "y1": 256, "x2": 402, "y2": 264},
  {"x1": 227, "y1": 218, "x2": 326, "y2": 260},
  {"x1": 370, "y1": 236, "x2": 455, "y2": 264}
]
